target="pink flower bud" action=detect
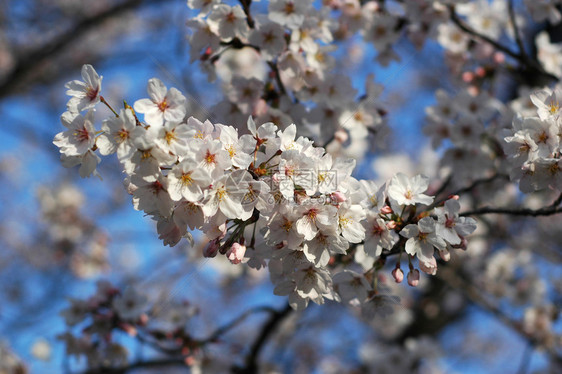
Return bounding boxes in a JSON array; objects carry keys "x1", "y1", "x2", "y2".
[
  {"x1": 392, "y1": 267, "x2": 404, "y2": 283},
  {"x1": 218, "y1": 223, "x2": 227, "y2": 237},
  {"x1": 203, "y1": 239, "x2": 220, "y2": 258},
  {"x1": 331, "y1": 191, "x2": 347, "y2": 203},
  {"x1": 439, "y1": 249, "x2": 451, "y2": 262},
  {"x1": 419, "y1": 257, "x2": 438, "y2": 275},
  {"x1": 475, "y1": 67, "x2": 486, "y2": 77},
  {"x1": 226, "y1": 243, "x2": 246, "y2": 265},
  {"x1": 451, "y1": 194, "x2": 460, "y2": 200},
  {"x1": 387, "y1": 220, "x2": 397, "y2": 229},
  {"x1": 381, "y1": 205, "x2": 393, "y2": 214},
  {"x1": 462, "y1": 71, "x2": 474, "y2": 83},
  {"x1": 407, "y1": 269, "x2": 420, "y2": 287},
  {"x1": 334, "y1": 129, "x2": 348, "y2": 143},
  {"x1": 139, "y1": 314, "x2": 149, "y2": 326},
  {"x1": 120, "y1": 323, "x2": 137, "y2": 336},
  {"x1": 452, "y1": 236, "x2": 468, "y2": 251},
  {"x1": 253, "y1": 99, "x2": 268, "y2": 116},
  {"x1": 493, "y1": 52, "x2": 505, "y2": 64},
  {"x1": 467, "y1": 85, "x2": 479, "y2": 96}
]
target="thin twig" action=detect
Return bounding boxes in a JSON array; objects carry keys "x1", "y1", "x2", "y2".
[
  {"x1": 460, "y1": 204, "x2": 562, "y2": 217},
  {"x1": 438, "y1": 267, "x2": 561, "y2": 362},
  {"x1": 426, "y1": 174, "x2": 507, "y2": 211},
  {"x1": 267, "y1": 61, "x2": 288, "y2": 97},
  {"x1": 449, "y1": 6, "x2": 558, "y2": 81},
  {"x1": 507, "y1": 0, "x2": 527, "y2": 61},
  {"x1": 200, "y1": 305, "x2": 277, "y2": 344}
]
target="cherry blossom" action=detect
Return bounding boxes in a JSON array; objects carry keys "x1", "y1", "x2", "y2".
[
  {"x1": 133, "y1": 78, "x2": 187, "y2": 127},
  {"x1": 65, "y1": 64, "x2": 102, "y2": 113}
]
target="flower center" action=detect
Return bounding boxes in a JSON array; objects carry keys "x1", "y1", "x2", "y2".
[
  {"x1": 73, "y1": 128, "x2": 90, "y2": 142},
  {"x1": 115, "y1": 129, "x2": 129, "y2": 143},
  {"x1": 205, "y1": 150, "x2": 217, "y2": 165},
  {"x1": 165, "y1": 130, "x2": 177, "y2": 145},
  {"x1": 158, "y1": 99, "x2": 169, "y2": 112},
  {"x1": 216, "y1": 187, "x2": 227, "y2": 201},
  {"x1": 226, "y1": 144, "x2": 236, "y2": 158},
  {"x1": 180, "y1": 173, "x2": 193, "y2": 186},
  {"x1": 86, "y1": 86, "x2": 99, "y2": 101}
]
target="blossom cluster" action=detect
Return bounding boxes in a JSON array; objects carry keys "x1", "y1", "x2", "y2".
[
  {"x1": 37, "y1": 183, "x2": 109, "y2": 278},
  {"x1": 59, "y1": 281, "x2": 197, "y2": 369},
  {"x1": 54, "y1": 64, "x2": 477, "y2": 311},
  {"x1": 423, "y1": 87, "x2": 503, "y2": 185},
  {"x1": 187, "y1": 0, "x2": 397, "y2": 159},
  {"x1": 503, "y1": 87, "x2": 562, "y2": 192}
]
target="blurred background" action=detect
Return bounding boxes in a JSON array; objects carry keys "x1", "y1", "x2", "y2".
[{"x1": 0, "y1": 0, "x2": 560, "y2": 373}]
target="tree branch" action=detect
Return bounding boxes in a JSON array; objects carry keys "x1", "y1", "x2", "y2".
[
  {"x1": 426, "y1": 174, "x2": 508, "y2": 211},
  {"x1": 0, "y1": 0, "x2": 172, "y2": 98},
  {"x1": 507, "y1": 0, "x2": 527, "y2": 61},
  {"x1": 438, "y1": 266, "x2": 562, "y2": 362},
  {"x1": 449, "y1": 6, "x2": 558, "y2": 82},
  {"x1": 238, "y1": 0, "x2": 255, "y2": 28},
  {"x1": 232, "y1": 303, "x2": 293, "y2": 374},
  {"x1": 460, "y1": 203, "x2": 562, "y2": 217},
  {"x1": 199, "y1": 305, "x2": 277, "y2": 344},
  {"x1": 81, "y1": 305, "x2": 279, "y2": 373}
]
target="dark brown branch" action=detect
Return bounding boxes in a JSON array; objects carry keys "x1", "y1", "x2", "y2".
[
  {"x1": 426, "y1": 174, "x2": 508, "y2": 211},
  {"x1": 81, "y1": 305, "x2": 279, "y2": 373},
  {"x1": 460, "y1": 204, "x2": 562, "y2": 217},
  {"x1": 449, "y1": 6, "x2": 558, "y2": 82},
  {"x1": 238, "y1": 0, "x2": 255, "y2": 28},
  {"x1": 199, "y1": 305, "x2": 277, "y2": 344},
  {"x1": 0, "y1": 0, "x2": 171, "y2": 98},
  {"x1": 507, "y1": 0, "x2": 527, "y2": 61},
  {"x1": 267, "y1": 61, "x2": 288, "y2": 97},
  {"x1": 232, "y1": 303, "x2": 293, "y2": 374}
]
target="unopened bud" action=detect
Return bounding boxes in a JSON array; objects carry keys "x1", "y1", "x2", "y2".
[
  {"x1": 475, "y1": 66, "x2": 486, "y2": 77},
  {"x1": 452, "y1": 236, "x2": 468, "y2": 251},
  {"x1": 387, "y1": 220, "x2": 397, "y2": 229},
  {"x1": 462, "y1": 71, "x2": 474, "y2": 83},
  {"x1": 331, "y1": 191, "x2": 347, "y2": 203},
  {"x1": 493, "y1": 52, "x2": 505, "y2": 64},
  {"x1": 419, "y1": 257, "x2": 437, "y2": 275},
  {"x1": 467, "y1": 85, "x2": 479, "y2": 96},
  {"x1": 334, "y1": 129, "x2": 348, "y2": 143},
  {"x1": 185, "y1": 356, "x2": 196, "y2": 366},
  {"x1": 439, "y1": 249, "x2": 451, "y2": 262},
  {"x1": 226, "y1": 242, "x2": 246, "y2": 264},
  {"x1": 391, "y1": 267, "x2": 404, "y2": 283},
  {"x1": 138, "y1": 314, "x2": 149, "y2": 326},
  {"x1": 203, "y1": 239, "x2": 220, "y2": 258},
  {"x1": 120, "y1": 323, "x2": 137, "y2": 336},
  {"x1": 407, "y1": 269, "x2": 420, "y2": 287},
  {"x1": 381, "y1": 205, "x2": 393, "y2": 214}
]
